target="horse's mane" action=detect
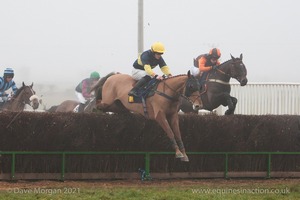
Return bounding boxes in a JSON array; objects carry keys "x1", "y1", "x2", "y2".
[
  {"x1": 218, "y1": 55, "x2": 242, "y2": 67},
  {"x1": 90, "y1": 72, "x2": 119, "y2": 93},
  {"x1": 218, "y1": 59, "x2": 233, "y2": 67},
  {"x1": 14, "y1": 85, "x2": 24, "y2": 97},
  {"x1": 163, "y1": 74, "x2": 186, "y2": 80}
]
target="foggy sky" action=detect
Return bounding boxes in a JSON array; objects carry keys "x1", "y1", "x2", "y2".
[{"x1": 0, "y1": 0, "x2": 299, "y2": 106}]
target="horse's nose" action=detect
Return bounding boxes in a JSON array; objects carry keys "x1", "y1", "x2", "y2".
[
  {"x1": 32, "y1": 102, "x2": 39, "y2": 110},
  {"x1": 193, "y1": 102, "x2": 202, "y2": 111},
  {"x1": 240, "y1": 78, "x2": 248, "y2": 86}
]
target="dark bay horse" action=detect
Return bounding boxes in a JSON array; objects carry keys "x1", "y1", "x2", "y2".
[
  {"x1": 180, "y1": 54, "x2": 248, "y2": 115},
  {"x1": 51, "y1": 98, "x2": 96, "y2": 113},
  {"x1": 49, "y1": 72, "x2": 120, "y2": 113},
  {"x1": 0, "y1": 82, "x2": 39, "y2": 112},
  {"x1": 95, "y1": 71, "x2": 202, "y2": 162}
]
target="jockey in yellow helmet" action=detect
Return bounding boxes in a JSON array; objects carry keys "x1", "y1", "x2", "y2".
[{"x1": 128, "y1": 42, "x2": 172, "y2": 97}]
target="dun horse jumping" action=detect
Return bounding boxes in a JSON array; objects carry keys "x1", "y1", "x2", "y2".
[{"x1": 94, "y1": 71, "x2": 202, "y2": 161}]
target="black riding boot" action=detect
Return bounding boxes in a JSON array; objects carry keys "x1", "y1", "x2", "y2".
[
  {"x1": 78, "y1": 103, "x2": 85, "y2": 113},
  {"x1": 128, "y1": 76, "x2": 150, "y2": 97},
  {"x1": 199, "y1": 72, "x2": 208, "y2": 90}
]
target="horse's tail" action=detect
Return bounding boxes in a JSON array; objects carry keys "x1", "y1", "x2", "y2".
[{"x1": 90, "y1": 71, "x2": 120, "y2": 100}]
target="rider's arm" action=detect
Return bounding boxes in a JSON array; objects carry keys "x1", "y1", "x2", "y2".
[
  {"x1": 199, "y1": 57, "x2": 213, "y2": 72},
  {"x1": 160, "y1": 66, "x2": 171, "y2": 76},
  {"x1": 158, "y1": 58, "x2": 171, "y2": 76},
  {"x1": 11, "y1": 81, "x2": 18, "y2": 95},
  {"x1": 144, "y1": 65, "x2": 155, "y2": 77},
  {"x1": 81, "y1": 80, "x2": 91, "y2": 98}
]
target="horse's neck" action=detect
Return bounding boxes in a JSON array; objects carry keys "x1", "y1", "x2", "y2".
[
  {"x1": 161, "y1": 75, "x2": 187, "y2": 94},
  {"x1": 210, "y1": 61, "x2": 232, "y2": 82},
  {"x1": 7, "y1": 95, "x2": 25, "y2": 111}
]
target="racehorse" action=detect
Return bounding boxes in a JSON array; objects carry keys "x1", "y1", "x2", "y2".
[
  {"x1": 180, "y1": 54, "x2": 248, "y2": 115},
  {"x1": 0, "y1": 82, "x2": 39, "y2": 112},
  {"x1": 94, "y1": 71, "x2": 202, "y2": 162},
  {"x1": 52, "y1": 98, "x2": 96, "y2": 113}
]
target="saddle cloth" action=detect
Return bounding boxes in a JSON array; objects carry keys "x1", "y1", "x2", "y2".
[{"x1": 128, "y1": 78, "x2": 160, "y2": 103}]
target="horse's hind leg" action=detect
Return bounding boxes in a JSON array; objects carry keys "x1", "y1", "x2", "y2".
[
  {"x1": 155, "y1": 111, "x2": 184, "y2": 159},
  {"x1": 225, "y1": 96, "x2": 237, "y2": 115}
]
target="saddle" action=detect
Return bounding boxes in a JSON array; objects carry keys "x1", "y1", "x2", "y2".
[{"x1": 128, "y1": 78, "x2": 160, "y2": 103}]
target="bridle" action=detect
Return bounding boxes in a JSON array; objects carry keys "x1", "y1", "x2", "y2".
[
  {"x1": 155, "y1": 76, "x2": 201, "y2": 105},
  {"x1": 208, "y1": 59, "x2": 243, "y2": 85},
  {"x1": 13, "y1": 86, "x2": 37, "y2": 108}
]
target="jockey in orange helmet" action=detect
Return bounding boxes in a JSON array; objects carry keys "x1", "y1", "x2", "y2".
[{"x1": 191, "y1": 48, "x2": 221, "y2": 86}]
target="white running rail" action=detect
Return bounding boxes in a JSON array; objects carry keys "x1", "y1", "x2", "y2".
[{"x1": 217, "y1": 82, "x2": 300, "y2": 115}]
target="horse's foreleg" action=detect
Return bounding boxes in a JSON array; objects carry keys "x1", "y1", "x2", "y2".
[
  {"x1": 155, "y1": 111, "x2": 184, "y2": 159},
  {"x1": 169, "y1": 114, "x2": 189, "y2": 162},
  {"x1": 222, "y1": 93, "x2": 235, "y2": 115},
  {"x1": 225, "y1": 96, "x2": 237, "y2": 115}
]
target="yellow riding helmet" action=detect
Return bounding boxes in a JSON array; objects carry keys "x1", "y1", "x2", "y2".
[{"x1": 151, "y1": 42, "x2": 165, "y2": 54}]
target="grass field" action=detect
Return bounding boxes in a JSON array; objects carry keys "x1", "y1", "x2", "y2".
[{"x1": 0, "y1": 178, "x2": 299, "y2": 200}]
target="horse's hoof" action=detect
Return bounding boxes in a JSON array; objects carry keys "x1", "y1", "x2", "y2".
[
  {"x1": 180, "y1": 156, "x2": 189, "y2": 162},
  {"x1": 175, "y1": 152, "x2": 184, "y2": 158},
  {"x1": 225, "y1": 110, "x2": 234, "y2": 115}
]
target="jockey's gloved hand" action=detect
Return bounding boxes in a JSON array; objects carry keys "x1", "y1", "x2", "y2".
[
  {"x1": 163, "y1": 74, "x2": 172, "y2": 79},
  {"x1": 212, "y1": 65, "x2": 218, "y2": 70},
  {"x1": 156, "y1": 75, "x2": 163, "y2": 80},
  {"x1": 7, "y1": 93, "x2": 12, "y2": 99}
]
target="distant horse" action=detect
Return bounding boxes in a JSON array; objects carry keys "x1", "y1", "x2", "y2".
[
  {"x1": 180, "y1": 54, "x2": 248, "y2": 115},
  {"x1": 53, "y1": 98, "x2": 96, "y2": 113},
  {"x1": 95, "y1": 71, "x2": 202, "y2": 162},
  {"x1": 0, "y1": 82, "x2": 39, "y2": 112},
  {"x1": 47, "y1": 105, "x2": 59, "y2": 112},
  {"x1": 93, "y1": 72, "x2": 120, "y2": 101}
]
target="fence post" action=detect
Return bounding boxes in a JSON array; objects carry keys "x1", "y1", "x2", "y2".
[
  {"x1": 144, "y1": 152, "x2": 151, "y2": 179},
  {"x1": 224, "y1": 153, "x2": 229, "y2": 179},
  {"x1": 61, "y1": 152, "x2": 65, "y2": 181},
  {"x1": 11, "y1": 153, "x2": 15, "y2": 180},
  {"x1": 267, "y1": 154, "x2": 271, "y2": 179}
]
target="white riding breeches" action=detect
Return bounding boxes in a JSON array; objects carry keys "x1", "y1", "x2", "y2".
[
  {"x1": 190, "y1": 66, "x2": 200, "y2": 77},
  {"x1": 131, "y1": 68, "x2": 148, "y2": 80},
  {"x1": 75, "y1": 91, "x2": 87, "y2": 104}
]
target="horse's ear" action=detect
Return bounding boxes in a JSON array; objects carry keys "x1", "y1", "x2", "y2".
[
  {"x1": 30, "y1": 82, "x2": 34, "y2": 88},
  {"x1": 187, "y1": 70, "x2": 191, "y2": 77},
  {"x1": 22, "y1": 82, "x2": 25, "y2": 87},
  {"x1": 240, "y1": 54, "x2": 243, "y2": 60},
  {"x1": 230, "y1": 54, "x2": 235, "y2": 60}
]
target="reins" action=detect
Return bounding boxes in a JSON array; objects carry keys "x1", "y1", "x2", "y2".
[
  {"x1": 208, "y1": 59, "x2": 239, "y2": 85},
  {"x1": 5, "y1": 86, "x2": 36, "y2": 111},
  {"x1": 155, "y1": 76, "x2": 200, "y2": 105},
  {"x1": 155, "y1": 80, "x2": 180, "y2": 101}
]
